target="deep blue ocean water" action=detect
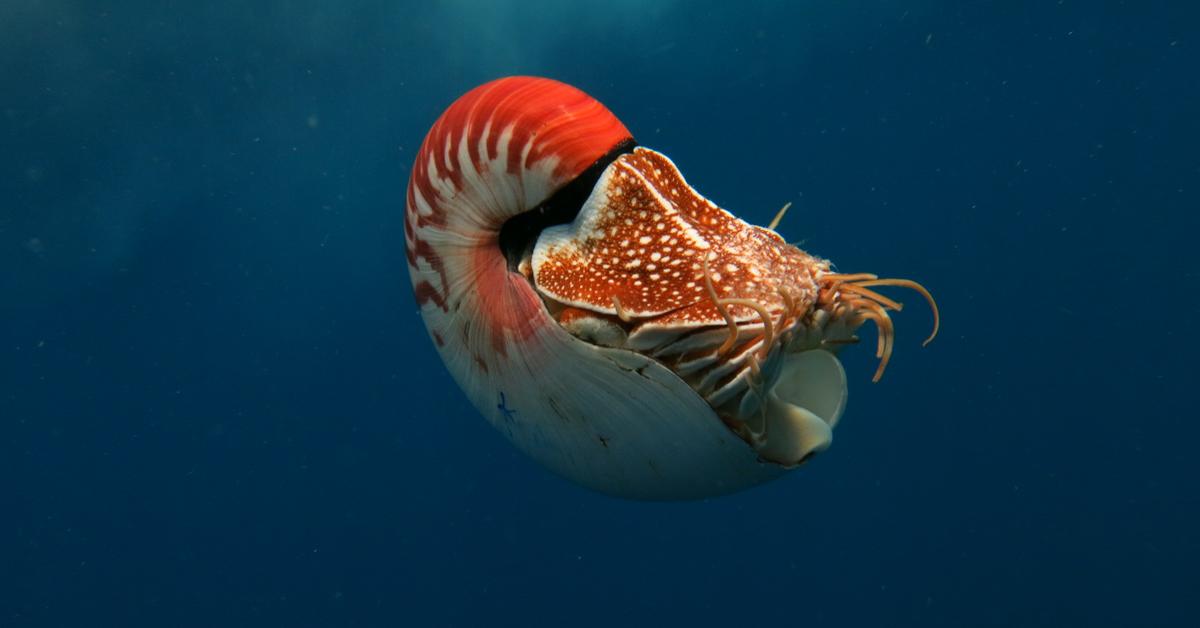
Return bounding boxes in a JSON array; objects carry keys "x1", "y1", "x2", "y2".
[{"x1": 2, "y1": 1, "x2": 1197, "y2": 626}]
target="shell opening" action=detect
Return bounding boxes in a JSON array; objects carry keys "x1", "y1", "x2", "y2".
[{"x1": 522, "y1": 146, "x2": 940, "y2": 468}]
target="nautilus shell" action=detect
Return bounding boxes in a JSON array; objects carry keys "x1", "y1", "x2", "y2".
[{"x1": 405, "y1": 76, "x2": 937, "y2": 500}]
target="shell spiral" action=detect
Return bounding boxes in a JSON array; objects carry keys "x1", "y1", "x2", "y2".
[{"x1": 405, "y1": 77, "x2": 632, "y2": 359}]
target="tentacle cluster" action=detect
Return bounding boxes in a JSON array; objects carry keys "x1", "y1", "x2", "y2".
[
  {"x1": 684, "y1": 259, "x2": 939, "y2": 443},
  {"x1": 817, "y1": 273, "x2": 941, "y2": 382}
]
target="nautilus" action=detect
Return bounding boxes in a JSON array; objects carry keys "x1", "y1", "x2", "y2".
[{"x1": 405, "y1": 76, "x2": 938, "y2": 500}]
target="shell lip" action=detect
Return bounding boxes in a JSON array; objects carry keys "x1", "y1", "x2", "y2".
[{"x1": 498, "y1": 138, "x2": 638, "y2": 272}]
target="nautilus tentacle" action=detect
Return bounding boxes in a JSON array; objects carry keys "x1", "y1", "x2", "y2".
[{"x1": 406, "y1": 76, "x2": 937, "y2": 500}]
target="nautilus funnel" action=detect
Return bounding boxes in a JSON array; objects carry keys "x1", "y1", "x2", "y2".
[{"x1": 405, "y1": 76, "x2": 937, "y2": 500}]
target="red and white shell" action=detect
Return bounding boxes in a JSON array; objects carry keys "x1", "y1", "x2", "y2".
[{"x1": 405, "y1": 77, "x2": 936, "y2": 500}]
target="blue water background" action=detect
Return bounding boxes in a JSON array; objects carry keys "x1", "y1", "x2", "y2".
[{"x1": 2, "y1": 1, "x2": 1197, "y2": 626}]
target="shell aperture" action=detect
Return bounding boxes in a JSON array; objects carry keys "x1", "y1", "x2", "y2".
[{"x1": 527, "y1": 147, "x2": 922, "y2": 465}]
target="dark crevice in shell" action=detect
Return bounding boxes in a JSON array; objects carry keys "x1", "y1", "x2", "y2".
[{"x1": 498, "y1": 138, "x2": 637, "y2": 272}]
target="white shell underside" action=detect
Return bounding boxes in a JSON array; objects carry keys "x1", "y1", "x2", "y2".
[{"x1": 431, "y1": 287, "x2": 784, "y2": 500}]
